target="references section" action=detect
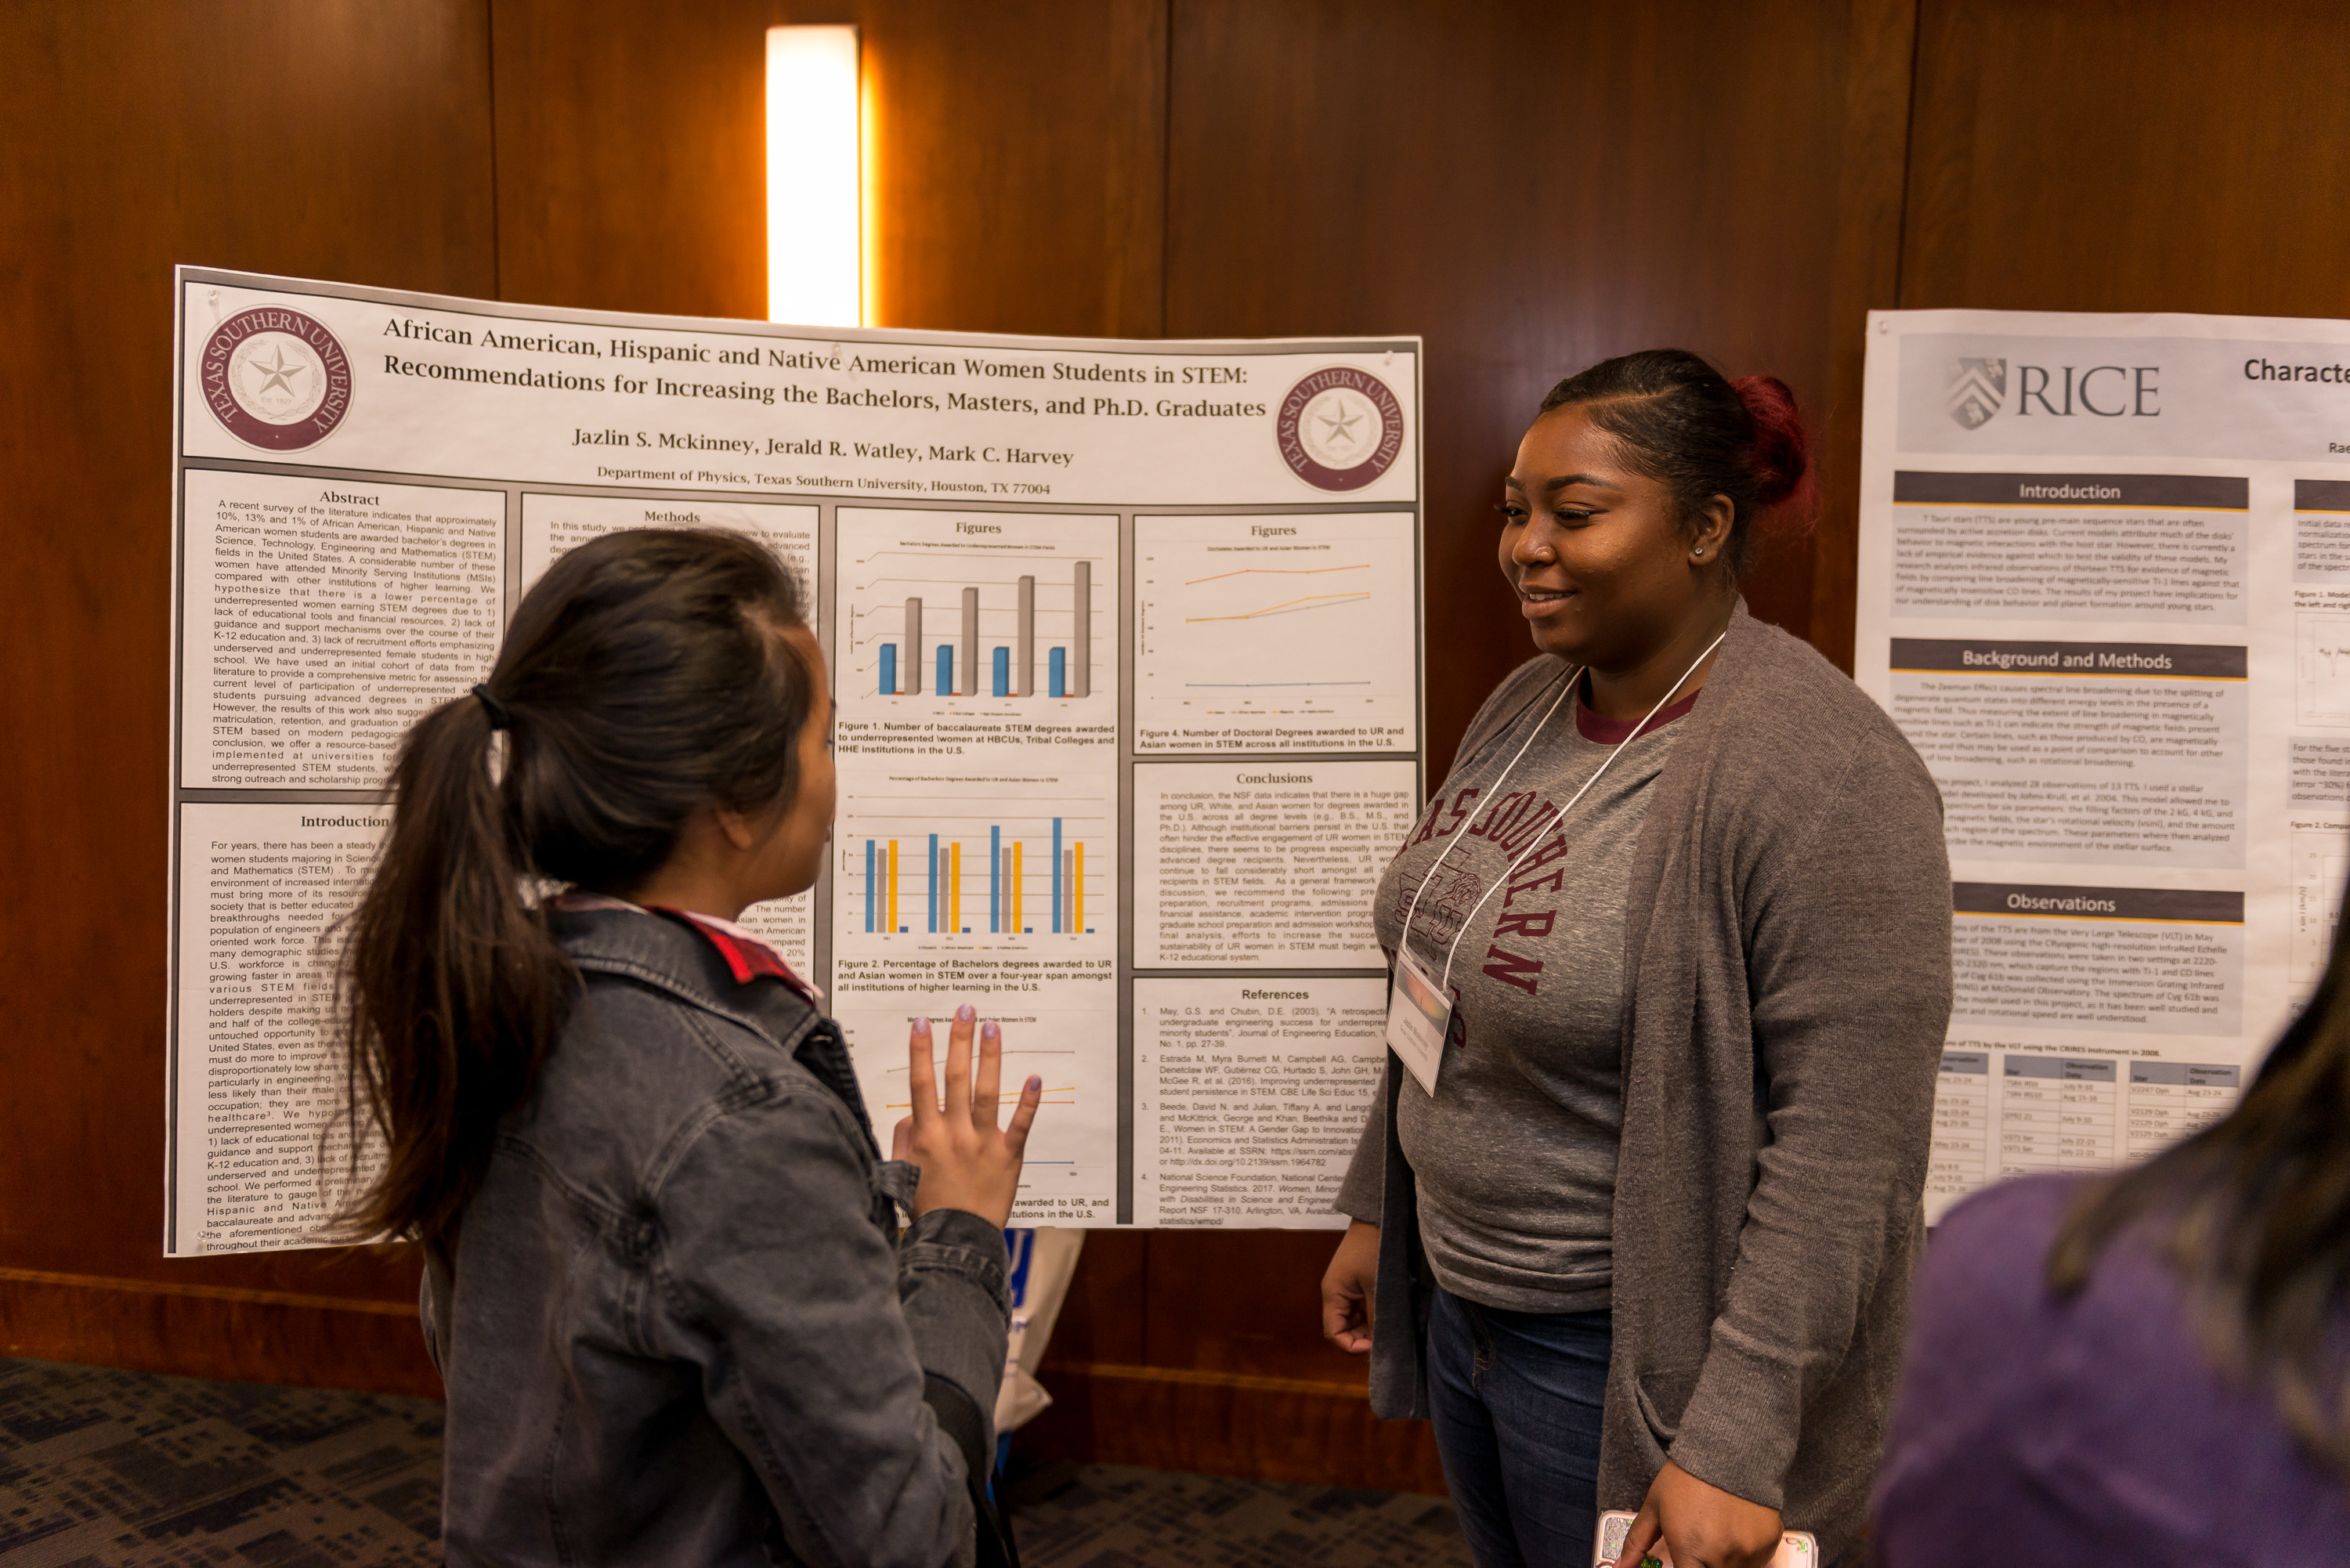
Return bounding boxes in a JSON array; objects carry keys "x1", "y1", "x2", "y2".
[{"x1": 1133, "y1": 976, "x2": 1386, "y2": 1226}]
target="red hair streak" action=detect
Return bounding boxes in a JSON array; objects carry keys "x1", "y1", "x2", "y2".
[{"x1": 1730, "y1": 374, "x2": 1817, "y2": 536}]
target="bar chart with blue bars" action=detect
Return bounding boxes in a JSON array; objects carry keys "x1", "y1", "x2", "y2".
[
  {"x1": 835, "y1": 508, "x2": 1112, "y2": 704},
  {"x1": 851, "y1": 811, "x2": 1102, "y2": 938}
]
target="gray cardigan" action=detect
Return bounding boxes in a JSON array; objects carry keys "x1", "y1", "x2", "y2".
[{"x1": 1337, "y1": 605, "x2": 1951, "y2": 1559}]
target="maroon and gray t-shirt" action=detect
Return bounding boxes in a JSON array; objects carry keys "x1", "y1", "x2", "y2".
[{"x1": 1368, "y1": 671, "x2": 1695, "y2": 1313}]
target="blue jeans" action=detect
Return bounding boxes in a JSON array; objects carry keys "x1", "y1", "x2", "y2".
[{"x1": 1426, "y1": 1284, "x2": 1611, "y2": 1568}]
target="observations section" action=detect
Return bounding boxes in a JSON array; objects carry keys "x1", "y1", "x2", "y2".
[
  {"x1": 1951, "y1": 882, "x2": 2242, "y2": 1036},
  {"x1": 1133, "y1": 511, "x2": 1417, "y2": 753},
  {"x1": 183, "y1": 470, "x2": 501, "y2": 786},
  {"x1": 1889, "y1": 639, "x2": 2246, "y2": 866},
  {"x1": 172, "y1": 802, "x2": 385, "y2": 1254},
  {"x1": 1133, "y1": 976, "x2": 1385, "y2": 1227},
  {"x1": 1134, "y1": 760, "x2": 1415, "y2": 967},
  {"x1": 1890, "y1": 471, "x2": 2246, "y2": 623}
]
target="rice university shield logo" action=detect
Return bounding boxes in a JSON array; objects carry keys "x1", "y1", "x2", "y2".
[
  {"x1": 201, "y1": 307, "x2": 355, "y2": 450},
  {"x1": 1276, "y1": 366, "x2": 1405, "y2": 490},
  {"x1": 1947, "y1": 357, "x2": 2006, "y2": 430}
]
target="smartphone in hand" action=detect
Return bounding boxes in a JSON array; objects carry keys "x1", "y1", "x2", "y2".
[{"x1": 1593, "y1": 1510, "x2": 1818, "y2": 1567}]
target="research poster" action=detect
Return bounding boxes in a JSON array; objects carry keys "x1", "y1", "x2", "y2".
[
  {"x1": 1857, "y1": 307, "x2": 2350, "y2": 1221},
  {"x1": 168, "y1": 266, "x2": 1422, "y2": 1254}
]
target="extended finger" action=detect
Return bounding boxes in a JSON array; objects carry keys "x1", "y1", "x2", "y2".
[
  {"x1": 907, "y1": 1017, "x2": 938, "y2": 1126},
  {"x1": 1002, "y1": 1071, "x2": 1043, "y2": 1158},
  {"x1": 974, "y1": 1016, "x2": 1004, "y2": 1130},
  {"x1": 942, "y1": 1006, "x2": 974, "y2": 1123}
]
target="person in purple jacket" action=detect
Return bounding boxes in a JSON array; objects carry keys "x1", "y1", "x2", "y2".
[{"x1": 1874, "y1": 915, "x2": 2350, "y2": 1560}]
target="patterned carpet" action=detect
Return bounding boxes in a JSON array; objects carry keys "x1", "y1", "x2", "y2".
[{"x1": 0, "y1": 1357, "x2": 1468, "y2": 1566}]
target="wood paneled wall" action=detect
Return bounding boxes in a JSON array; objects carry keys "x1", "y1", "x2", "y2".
[
  {"x1": 0, "y1": 0, "x2": 495, "y2": 1394},
  {"x1": 2, "y1": 0, "x2": 2339, "y2": 1492}
]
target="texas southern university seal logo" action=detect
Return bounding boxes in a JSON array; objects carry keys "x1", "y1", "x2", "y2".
[
  {"x1": 1277, "y1": 366, "x2": 1405, "y2": 490},
  {"x1": 1947, "y1": 356, "x2": 2006, "y2": 430},
  {"x1": 201, "y1": 306, "x2": 354, "y2": 450}
]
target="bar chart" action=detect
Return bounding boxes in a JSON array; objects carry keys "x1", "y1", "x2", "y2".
[
  {"x1": 1133, "y1": 511, "x2": 1419, "y2": 750},
  {"x1": 846, "y1": 807, "x2": 1105, "y2": 939},
  {"x1": 837, "y1": 508, "x2": 1112, "y2": 705}
]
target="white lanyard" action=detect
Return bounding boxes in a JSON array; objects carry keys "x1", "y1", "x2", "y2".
[{"x1": 1384, "y1": 630, "x2": 1726, "y2": 1094}]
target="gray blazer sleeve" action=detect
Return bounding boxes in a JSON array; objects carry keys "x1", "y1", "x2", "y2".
[
  {"x1": 1333, "y1": 1058, "x2": 1388, "y2": 1222},
  {"x1": 654, "y1": 1088, "x2": 1007, "y2": 1568},
  {"x1": 1665, "y1": 727, "x2": 1952, "y2": 1505}
]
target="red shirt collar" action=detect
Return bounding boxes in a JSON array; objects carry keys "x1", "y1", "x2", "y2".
[
  {"x1": 649, "y1": 907, "x2": 822, "y2": 1004},
  {"x1": 1574, "y1": 682, "x2": 1701, "y2": 745}
]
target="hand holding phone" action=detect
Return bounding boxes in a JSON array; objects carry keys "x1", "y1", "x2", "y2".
[{"x1": 1593, "y1": 1511, "x2": 1817, "y2": 1568}]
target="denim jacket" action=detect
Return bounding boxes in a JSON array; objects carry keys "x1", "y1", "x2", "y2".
[{"x1": 420, "y1": 905, "x2": 1010, "y2": 1566}]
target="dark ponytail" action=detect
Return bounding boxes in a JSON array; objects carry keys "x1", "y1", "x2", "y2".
[
  {"x1": 1537, "y1": 349, "x2": 1817, "y2": 574},
  {"x1": 332, "y1": 528, "x2": 813, "y2": 1255}
]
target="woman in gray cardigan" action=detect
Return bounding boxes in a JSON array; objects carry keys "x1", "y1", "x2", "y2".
[{"x1": 1321, "y1": 350, "x2": 1950, "y2": 1568}]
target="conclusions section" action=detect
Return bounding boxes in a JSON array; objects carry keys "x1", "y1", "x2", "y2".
[
  {"x1": 1133, "y1": 760, "x2": 1416, "y2": 967},
  {"x1": 1133, "y1": 975, "x2": 1386, "y2": 1227}
]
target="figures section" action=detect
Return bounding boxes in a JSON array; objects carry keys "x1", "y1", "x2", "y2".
[
  {"x1": 1133, "y1": 511, "x2": 1418, "y2": 753},
  {"x1": 835, "y1": 508, "x2": 1113, "y2": 715},
  {"x1": 831, "y1": 994, "x2": 1117, "y2": 1227}
]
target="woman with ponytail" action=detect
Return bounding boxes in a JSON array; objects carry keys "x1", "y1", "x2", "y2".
[
  {"x1": 334, "y1": 527, "x2": 1039, "y2": 1566},
  {"x1": 1320, "y1": 351, "x2": 1950, "y2": 1566}
]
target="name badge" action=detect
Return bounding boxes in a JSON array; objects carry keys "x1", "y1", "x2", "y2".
[{"x1": 1384, "y1": 946, "x2": 1452, "y2": 1096}]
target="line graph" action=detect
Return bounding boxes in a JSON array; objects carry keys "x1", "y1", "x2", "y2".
[
  {"x1": 1185, "y1": 589, "x2": 1372, "y2": 623},
  {"x1": 1134, "y1": 512, "x2": 1418, "y2": 750},
  {"x1": 1184, "y1": 563, "x2": 1372, "y2": 586},
  {"x1": 2301, "y1": 612, "x2": 2350, "y2": 726}
]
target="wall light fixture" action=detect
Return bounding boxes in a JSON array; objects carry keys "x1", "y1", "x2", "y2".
[{"x1": 765, "y1": 25, "x2": 862, "y2": 327}]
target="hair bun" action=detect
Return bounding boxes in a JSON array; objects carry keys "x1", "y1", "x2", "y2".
[{"x1": 1730, "y1": 374, "x2": 1817, "y2": 533}]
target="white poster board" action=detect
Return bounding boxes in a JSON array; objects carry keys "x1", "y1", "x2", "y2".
[
  {"x1": 1855, "y1": 307, "x2": 2350, "y2": 1220},
  {"x1": 167, "y1": 267, "x2": 1421, "y2": 1254}
]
